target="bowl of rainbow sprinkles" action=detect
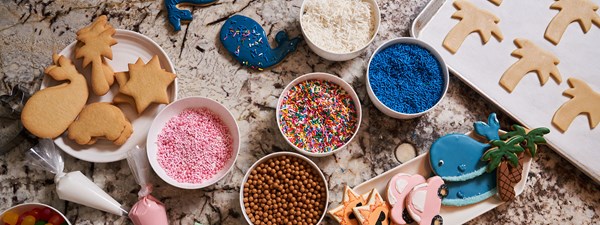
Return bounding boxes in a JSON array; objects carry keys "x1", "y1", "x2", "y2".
[
  {"x1": 299, "y1": 0, "x2": 381, "y2": 61},
  {"x1": 277, "y1": 73, "x2": 361, "y2": 157}
]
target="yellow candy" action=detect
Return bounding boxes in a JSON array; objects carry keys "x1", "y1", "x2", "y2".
[
  {"x1": 2, "y1": 211, "x2": 19, "y2": 225},
  {"x1": 22, "y1": 215, "x2": 37, "y2": 225}
]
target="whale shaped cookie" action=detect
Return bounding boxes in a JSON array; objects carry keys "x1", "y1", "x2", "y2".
[
  {"x1": 21, "y1": 54, "x2": 88, "y2": 138},
  {"x1": 220, "y1": 15, "x2": 302, "y2": 70}
]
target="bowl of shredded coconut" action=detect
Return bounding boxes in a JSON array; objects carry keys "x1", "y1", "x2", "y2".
[{"x1": 300, "y1": 0, "x2": 380, "y2": 61}]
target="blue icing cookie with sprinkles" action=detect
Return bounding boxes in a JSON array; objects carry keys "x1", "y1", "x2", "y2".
[
  {"x1": 166, "y1": 0, "x2": 218, "y2": 31},
  {"x1": 220, "y1": 15, "x2": 302, "y2": 70}
]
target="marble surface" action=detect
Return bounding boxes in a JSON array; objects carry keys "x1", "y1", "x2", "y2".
[{"x1": 1, "y1": 0, "x2": 599, "y2": 224}]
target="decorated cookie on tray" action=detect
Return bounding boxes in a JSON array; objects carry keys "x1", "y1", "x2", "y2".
[
  {"x1": 429, "y1": 113, "x2": 549, "y2": 206},
  {"x1": 386, "y1": 173, "x2": 425, "y2": 224},
  {"x1": 220, "y1": 15, "x2": 302, "y2": 70}
]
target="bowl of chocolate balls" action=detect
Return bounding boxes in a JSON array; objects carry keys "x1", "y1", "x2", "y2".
[{"x1": 240, "y1": 152, "x2": 329, "y2": 225}]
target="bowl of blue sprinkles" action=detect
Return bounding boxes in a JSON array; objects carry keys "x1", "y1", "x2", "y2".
[{"x1": 366, "y1": 37, "x2": 449, "y2": 119}]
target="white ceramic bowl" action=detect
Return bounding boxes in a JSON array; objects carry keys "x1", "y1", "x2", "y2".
[
  {"x1": 366, "y1": 37, "x2": 449, "y2": 119},
  {"x1": 276, "y1": 73, "x2": 362, "y2": 157},
  {"x1": 299, "y1": 0, "x2": 381, "y2": 61},
  {"x1": 239, "y1": 152, "x2": 329, "y2": 225},
  {"x1": 146, "y1": 96, "x2": 240, "y2": 189},
  {"x1": 0, "y1": 203, "x2": 71, "y2": 225}
]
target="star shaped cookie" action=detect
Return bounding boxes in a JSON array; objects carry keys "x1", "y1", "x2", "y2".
[
  {"x1": 328, "y1": 186, "x2": 370, "y2": 225},
  {"x1": 353, "y1": 189, "x2": 391, "y2": 225},
  {"x1": 119, "y1": 55, "x2": 176, "y2": 113}
]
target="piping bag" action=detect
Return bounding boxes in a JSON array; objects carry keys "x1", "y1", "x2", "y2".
[
  {"x1": 25, "y1": 139, "x2": 128, "y2": 216},
  {"x1": 127, "y1": 145, "x2": 168, "y2": 225}
]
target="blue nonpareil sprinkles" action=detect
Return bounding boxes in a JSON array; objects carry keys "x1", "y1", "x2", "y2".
[{"x1": 368, "y1": 43, "x2": 444, "y2": 114}]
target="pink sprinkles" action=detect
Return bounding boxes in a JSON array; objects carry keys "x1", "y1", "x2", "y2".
[{"x1": 157, "y1": 108, "x2": 233, "y2": 184}]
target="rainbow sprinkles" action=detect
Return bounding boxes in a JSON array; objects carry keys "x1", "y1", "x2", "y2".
[{"x1": 279, "y1": 80, "x2": 358, "y2": 153}]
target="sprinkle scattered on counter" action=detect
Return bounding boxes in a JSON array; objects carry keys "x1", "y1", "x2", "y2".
[
  {"x1": 279, "y1": 80, "x2": 358, "y2": 153},
  {"x1": 369, "y1": 43, "x2": 444, "y2": 114},
  {"x1": 157, "y1": 108, "x2": 233, "y2": 184}
]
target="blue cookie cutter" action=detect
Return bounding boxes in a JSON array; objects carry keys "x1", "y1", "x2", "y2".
[
  {"x1": 219, "y1": 15, "x2": 302, "y2": 70},
  {"x1": 166, "y1": 0, "x2": 218, "y2": 31}
]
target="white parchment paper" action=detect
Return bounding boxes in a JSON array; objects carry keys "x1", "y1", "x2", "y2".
[{"x1": 416, "y1": 0, "x2": 600, "y2": 182}]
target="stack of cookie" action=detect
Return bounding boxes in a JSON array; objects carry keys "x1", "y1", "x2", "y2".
[{"x1": 21, "y1": 15, "x2": 176, "y2": 146}]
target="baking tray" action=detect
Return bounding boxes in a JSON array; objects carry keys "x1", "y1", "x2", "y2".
[{"x1": 411, "y1": 0, "x2": 600, "y2": 183}]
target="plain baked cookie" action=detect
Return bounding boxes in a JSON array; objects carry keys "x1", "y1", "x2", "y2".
[
  {"x1": 552, "y1": 78, "x2": 600, "y2": 132},
  {"x1": 112, "y1": 72, "x2": 137, "y2": 108},
  {"x1": 489, "y1": 0, "x2": 502, "y2": 6},
  {"x1": 443, "y1": 0, "x2": 503, "y2": 54},
  {"x1": 75, "y1": 15, "x2": 117, "y2": 96},
  {"x1": 21, "y1": 54, "x2": 88, "y2": 138},
  {"x1": 544, "y1": 0, "x2": 600, "y2": 45},
  {"x1": 119, "y1": 56, "x2": 176, "y2": 114},
  {"x1": 499, "y1": 38, "x2": 562, "y2": 93},
  {"x1": 68, "y1": 102, "x2": 133, "y2": 145}
]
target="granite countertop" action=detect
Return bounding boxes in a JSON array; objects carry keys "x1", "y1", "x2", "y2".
[{"x1": 1, "y1": 0, "x2": 599, "y2": 224}]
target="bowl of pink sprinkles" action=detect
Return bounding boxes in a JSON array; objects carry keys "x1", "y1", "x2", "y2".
[{"x1": 147, "y1": 96, "x2": 240, "y2": 189}]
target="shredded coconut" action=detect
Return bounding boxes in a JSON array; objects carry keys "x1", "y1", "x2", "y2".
[{"x1": 301, "y1": 0, "x2": 375, "y2": 53}]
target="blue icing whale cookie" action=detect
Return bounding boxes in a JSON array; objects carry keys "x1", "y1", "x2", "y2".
[
  {"x1": 220, "y1": 15, "x2": 302, "y2": 70},
  {"x1": 430, "y1": 134, "x2": 490, "y2": 182},
  {"x1": 429, "y1": 113, "x2": 501, "y2": 182},
  {"x1": 474, "y1": 113, "x2": 501, "y2": 141},
  {"x1": 441, "y1": 170, "x2": 497, "y2": 206},
  {"x1": 166, "y1": 0, "x2": 218, "y2": 31}
]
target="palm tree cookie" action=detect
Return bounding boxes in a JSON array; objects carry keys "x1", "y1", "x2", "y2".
[
  {"x1": 75, "y1": 15, "x2": 117, "y2": 96},
  {"x1": 544, "y1": 0, "x2": 600, "y2": 45},
  {"x1": 443, "y1": 0, "x2": 503, "y2": 54},
  {"x1": 499, "y1": 38, "x2": 562, "y2": 93},
  {"x1": 552, "y1": 78, "x2": 600, "y2": 132},
  {"x1": 483, "y1": 125, "x2": 549, "y2": 201}
]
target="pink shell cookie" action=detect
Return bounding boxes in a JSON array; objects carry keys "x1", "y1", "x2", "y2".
[
  {"x1": 386, "y1": 173, "x2": 426, "y2": 224},
  {"x1": 405, "y1": 176, "x2": 447, "y2": 225}
]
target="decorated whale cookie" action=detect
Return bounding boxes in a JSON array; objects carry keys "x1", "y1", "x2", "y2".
[
  {"x1": 329, "y1": 186, "x2": 369, "y2": 225},
  {"x1": 441, "y1": 171, "x2": 497, "y2": 206},
  {"x1": 443, "y1": 0, "x2": 503, "y2": 54},
  {"x1": 387, "y1": 173, "x2": 425, "y2": 225},
  {"x1": 430, "y1": 113, "x2": 500, "y2": 182},
  {"x1": 405, "y1": 176, "x2": 446, "y2": 225},
  {"x1": 353, "y1": 189, "x2": 390, "y2": 225},
  {"x1": 220, "y1": 15, "x2": 302, "y2": 70},
  {"x1": 166, "y1": 0, "x2": 218, "y2": 31}
]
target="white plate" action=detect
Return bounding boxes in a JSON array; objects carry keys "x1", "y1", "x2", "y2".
[
  {"x1": 42, "y1": 29, "x2": 178, "y2": 163},
  {"x1": 146, "y1": 97, "x2": 240, "y2": 189},
  {"x1": 353, "y1": 131, "x2": 532, "y2": 225},
  {"x1": 412, "y1": 0, "x2": 600, "y2": 183}
]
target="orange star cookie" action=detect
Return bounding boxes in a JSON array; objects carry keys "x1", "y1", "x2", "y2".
[
  {"x1": 119, "y1": 55, "x2": 176, "y2": 113},
  {"x1": 328, "y1": 186, "x2": 371, "y2": 225},
  {"x1": 352, "y1": 189, "x2": 391, "y2": 225}
]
